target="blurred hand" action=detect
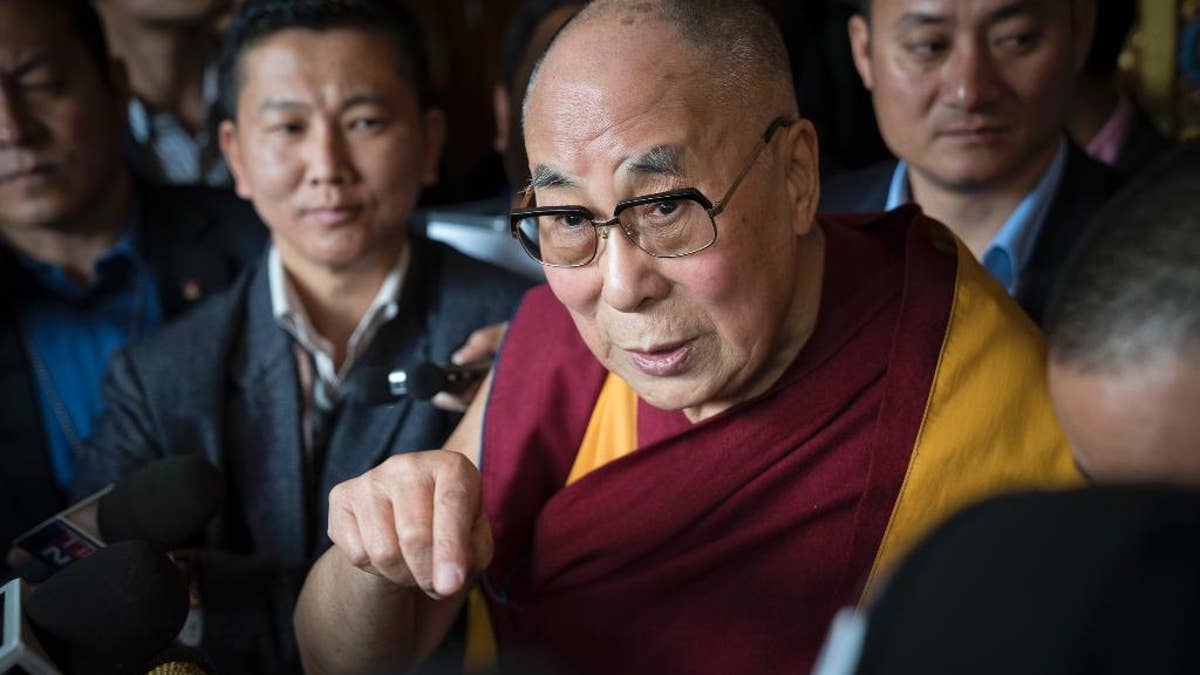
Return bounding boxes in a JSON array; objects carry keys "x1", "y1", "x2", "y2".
[
  {"x1": 431, "y1": 322, "x2": 509, "y2": 412},
  {"x1": 327, "y1": 450, "x2": 492, "y2": 599}
]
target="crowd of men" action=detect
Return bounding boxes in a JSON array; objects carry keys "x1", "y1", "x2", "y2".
[{"x1": 1, "y1": 0, "x2": 1197, "y2": 674}]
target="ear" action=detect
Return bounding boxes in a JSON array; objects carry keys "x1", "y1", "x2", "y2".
[
  {"x1": 848, "y1": 15, "x2": 875, "y2": 91},
  {"x1": 781, "y1": 118, "x2": 820, "y2": 237},
  {"x1": 493, "y1": 84, "x2": 511, "y2": 154},
  {"x1": 420, "y1": 108, "x2": 447, "y2": 187},
  {"x1": 1070, "y1": 0, "x2": 1097, "y2": 76},
  {"x1": 218, "y1": 119, "x2": 253, "y2": 200}
]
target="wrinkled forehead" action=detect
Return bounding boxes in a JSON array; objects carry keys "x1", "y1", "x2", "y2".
[{"x1": 523, "y1": 16, "x2": 728, "y2": 192}]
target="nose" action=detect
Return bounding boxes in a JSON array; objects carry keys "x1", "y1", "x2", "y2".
[
  {"x1": 0, "y1": 84, "x2": 30, "y2": 146},
  {"x1": 943, "y1": 39, "x2": 1001, "y2": 110},
  {"x1": 598, "y1": 222, "x2": 671, "y2": 314},
  {"x1": 303, "y1": 120, "x2": 354, "y2": 186}
]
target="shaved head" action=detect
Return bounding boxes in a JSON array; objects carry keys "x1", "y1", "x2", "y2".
[
  {"x1": 525, "y1": 0, "x2": 796, "y2": 127},
  {"x1": 1047, "y1": 145, "x2": 1200, "y2": 374},
  {"x1": 1047, "y1": 144, "x2": 1200, "y2": 485}
]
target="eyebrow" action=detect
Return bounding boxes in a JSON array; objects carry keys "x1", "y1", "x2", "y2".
[
  {"x1": 257, "y1": 98, "x2": 308, "y2": 114},
  {"x1": 625, "y1": 145, "x2": 684, "y2": 177},
  {"x1": 986, "y1": 0, "x2": 1039, "y2": 23},
  {"x1": 341, "y1": 93, "x2": 389, "y2": 109},
  {"x1": 9, "y1": 54, "x2": 56, "y2": 79},
  {"x1": 528, "y1": 164, "x2": 577, "y2": 191},
  {"x1": 257, "y1": 92, "x2": 393, "y2": 114},
  {"x1": 895, "y1": 10, "x2": 950, "y2": 28}
]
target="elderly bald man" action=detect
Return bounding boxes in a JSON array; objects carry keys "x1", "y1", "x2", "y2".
[{"x1": 294, "y1": 2, "x2": 1082, "y2": 673}]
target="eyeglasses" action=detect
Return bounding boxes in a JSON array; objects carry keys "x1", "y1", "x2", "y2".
[{"x1": 510, "y1": 116, "x2": 795, "y2": 268}]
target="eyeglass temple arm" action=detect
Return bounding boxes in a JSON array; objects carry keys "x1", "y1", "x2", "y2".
[{"x1": 709, "y1": 117, "x2": 794, "y2": 218}]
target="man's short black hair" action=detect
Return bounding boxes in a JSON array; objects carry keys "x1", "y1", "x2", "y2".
[
  {"x1": 499, "y1": 0, "x2": 581, "y2": 92},
  {"x1": 50, "y1": 0, "x2": 113, "y2": 86},
  {"x1": 217, "y1": 0, "x2": 435, "y2": 121},
  {"x1": 1046, "y1": 144, "x2": 1200, "y2": 373},
  {"x1": 1086, "y1": 0, "x2": 1136, "y2": 78}
]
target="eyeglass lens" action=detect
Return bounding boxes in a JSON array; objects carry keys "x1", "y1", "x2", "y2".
[{"x1": 514, "y1": 196, "x2": 715, "y2": 266}]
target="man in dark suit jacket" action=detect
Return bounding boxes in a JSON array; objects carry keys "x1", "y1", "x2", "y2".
[
  {"x1": 821, "y1": 143, "x2": 1121, "y2": 326},
  {"x1": 0, "y1": 0, "x2": 266, "y2": 572},
  {"x1": 824, "y1": 0, "x2": 1123, "y2": 326},
  {"x1": 73, "y1": 2, "x2": 533, "y2": 672}
]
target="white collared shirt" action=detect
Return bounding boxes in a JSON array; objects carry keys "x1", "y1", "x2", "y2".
[{"x1": 268, "y1": 245, "x2": 409, "y2": 402}]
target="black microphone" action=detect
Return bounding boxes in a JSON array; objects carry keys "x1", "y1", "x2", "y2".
[
  {"x1": 12, "y1": 457, "x2": 225, "y2": 574},
  {"x1": 97, "y1": 456, "x2": 225, "y2": 550},
  {"x1": 1, "y1": 541, "x2": 189, "y2": 675},
  {"x1": 142, "y1": 645, "x2": 216, "y2": 675},
  {"x1": 345, "y1": 360, "x2": 490, "y2": 405}
]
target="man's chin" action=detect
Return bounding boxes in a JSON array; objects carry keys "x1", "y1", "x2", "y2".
[
  {"x1": 293, "y1": 240, "x2": 402, "y2": 274},
  {"x1": 622, "y1": 372, "x2": 705, "y2": 413},
  {"x1": 918, "y1": 161, "x2": 1020, "y2": 194},
  {"x1": 0, "y1": 199, "x2": 77, "y2": 232}
]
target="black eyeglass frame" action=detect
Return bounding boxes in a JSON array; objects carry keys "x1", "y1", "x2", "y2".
[{"x1": 510, "y1": 116, "x2": 795, "y2": 268}]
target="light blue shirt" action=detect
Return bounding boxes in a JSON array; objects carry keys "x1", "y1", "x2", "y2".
[{"x1": 884, "y1": 140, "x2": 1068, "y2": 295}]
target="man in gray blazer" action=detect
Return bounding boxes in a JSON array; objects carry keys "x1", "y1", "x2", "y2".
[{"x1": 72, "y1": 1, "x2": 532, "y2": 672}]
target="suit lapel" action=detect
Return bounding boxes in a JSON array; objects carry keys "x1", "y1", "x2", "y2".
[
  {"x1": 1018, "y1": 143, "x2": 1121, "y2": 325},
  {"x1": 226, "y1": 263, "x2": 309, "y2": 561}
]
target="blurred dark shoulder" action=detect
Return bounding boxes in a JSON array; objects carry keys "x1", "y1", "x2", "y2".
[{"x1": 134, "y1": 179, "x2": 268, "y2": 317}]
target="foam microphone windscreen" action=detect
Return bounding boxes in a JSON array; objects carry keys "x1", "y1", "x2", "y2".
[
  {"x1": 23, "y1": 540, "x2": 189, "y2": 675},
  {"x1": 98, "y1": 456, "x2": 225, "y2": 550}
]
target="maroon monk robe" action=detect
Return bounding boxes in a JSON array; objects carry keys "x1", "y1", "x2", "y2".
[{"x1": 480, "y1": 207, "x2": 956, "y2": 674}]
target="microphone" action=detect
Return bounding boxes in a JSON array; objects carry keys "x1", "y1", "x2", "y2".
[
  {"x1": 345, "y1": 360, "x2": 490, "y2": 405},
  {"x1": 1, "y1": 541, "x2": 189, "y2": 675},
  {"x1": 12, "y1": 457, "x2": 225, "y2": 574}
]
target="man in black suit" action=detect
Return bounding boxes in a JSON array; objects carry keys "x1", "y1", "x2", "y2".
[
  {"x1": 0, "y1": 0, "x2": 265, "y2": 572},
  {"x1": 821, "y1": 0, "x2": 1122, "y2": 326},
  {"x1": 72, "y1": 1, "x2": 532, "y2": 672}
]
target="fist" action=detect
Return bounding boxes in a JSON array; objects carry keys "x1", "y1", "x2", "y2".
[{"x1": 327, "y1": 450, "x2": 492, "y2": 599}]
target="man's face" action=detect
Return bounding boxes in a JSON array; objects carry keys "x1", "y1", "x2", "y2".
[
  {"x1": 1048, "y1": 357, "x2": 1200, "y2": 486},
  {"x1": 523, "y1": 18, "x2": 820, "y2": 419},
  {"x1": 221, "y1": 28, "x2": 444, "y2": 273},
  {"x1": 850, "y1": 0, "x2": 1088, "y2": 189},
  {"x1": 0, "y1": 0, "x2": 125, "y2": 233}
]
